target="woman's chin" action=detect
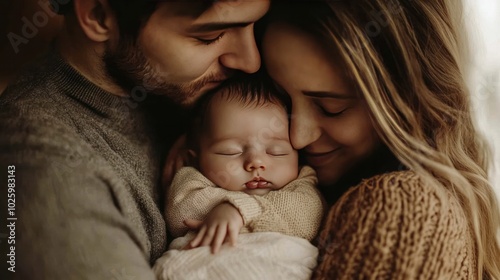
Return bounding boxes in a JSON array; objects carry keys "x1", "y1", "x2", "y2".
[{"x1": 316, "y1": 170, "x2": 341, "y2": 188}]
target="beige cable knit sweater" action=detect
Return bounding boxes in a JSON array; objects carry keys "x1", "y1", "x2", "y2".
[
  {"x1": 166, "y1": 166, "x2": 325, "y2": 241},
  {"x1": 313, "y1": 170, "x2": 477, "y2": 279},
  {"x1": 156, "y1": 166, "x2": 323, "y2": 280}
]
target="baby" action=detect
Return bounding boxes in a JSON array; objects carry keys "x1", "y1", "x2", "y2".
[{"x1": 153, "y1": 76, "x2": 325, "y2": 280}]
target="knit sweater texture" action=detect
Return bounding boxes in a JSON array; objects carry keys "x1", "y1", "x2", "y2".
[
  {"x1": 0, "y1": 52, "x2": 477, "y2": 279},
  {"x1": 166, "y1": 166, "x2": 325, "y2": 241},
  {"x1": 313, "y1": 170, "x2": 477, "y2": 279},
  {"x1": 0, "y1": 51, "x2": 174, "y2": 279}
]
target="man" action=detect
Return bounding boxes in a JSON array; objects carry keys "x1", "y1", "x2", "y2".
[{"x1": 0, "y1": 0, "x2": 269, "y2": 278}]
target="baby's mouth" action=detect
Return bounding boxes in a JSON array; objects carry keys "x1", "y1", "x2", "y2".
[{"x1": 245, "y1": 178, "x2": 269, "y2": 189}]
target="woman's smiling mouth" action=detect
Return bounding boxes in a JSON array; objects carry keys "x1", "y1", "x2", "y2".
[{"x1": 303, "y1": 148, "x2": 341, "y2": 167}]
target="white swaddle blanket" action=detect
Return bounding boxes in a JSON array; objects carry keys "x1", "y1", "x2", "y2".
[{"x1": 153, "y1": 232, "x2": 318, "y2": 280}]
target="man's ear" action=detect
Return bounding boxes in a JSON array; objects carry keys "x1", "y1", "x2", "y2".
[{"x1": 73, "y1": 0, "x2": 117, "y2": 42}]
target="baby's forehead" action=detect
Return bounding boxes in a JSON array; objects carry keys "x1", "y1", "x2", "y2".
[
  {"x1": 206, "y1": 97, "x2": 289, "y2": 130},
  {"x1": 208, "y1": 88, "x2": 286, "y2": 112},
  {"x1": 204, "y1": 95, "x2": 291, "y2": 140}
]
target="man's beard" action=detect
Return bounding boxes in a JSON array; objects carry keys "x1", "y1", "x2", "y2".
[{"x1": 103, "y1": 39, "x2": 221, "y2": 105}]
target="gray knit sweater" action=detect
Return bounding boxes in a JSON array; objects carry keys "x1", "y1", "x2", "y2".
[{"x1": 0, "y1": 51, "x2": 171, "y2": 279}]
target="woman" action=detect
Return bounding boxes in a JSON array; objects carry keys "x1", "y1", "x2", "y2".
[{"x1": 262, "y1": 0, "x2": 500, "y2": 279}]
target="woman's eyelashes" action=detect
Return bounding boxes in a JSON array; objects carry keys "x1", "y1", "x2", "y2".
[
  {"x1": 196, "y1": 32, "x2": 225, "y2": 45},
  {"x1": 313, "y1": 100, "x2": 348, "y2": 118},
  {"x1": 318, "y1": 105, "x2": 346, "y2": 117},
  {"x1": 270, "y1": 81, "x2": 348, "y2": 118}
]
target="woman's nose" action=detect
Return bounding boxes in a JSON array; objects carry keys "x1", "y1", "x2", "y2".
[
  {"x1": 289, "y1": 110, "x2": 321, "y2": 150},
  {"x1": 244, "y1": 154, "x2": 266, "y2": 172}
]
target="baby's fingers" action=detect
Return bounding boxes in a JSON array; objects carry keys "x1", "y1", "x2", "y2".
[
  {"x1": 200, "y1": 225, "x2": 217, "y2": 247},
  {"x1": 228, "y1": 223, "x2": 239, "y2": 247},
  {"x1": 184, "y1": 219, "x2": 203, "y2": 230},
  {"x1": 211, "y1": 224, "x2": 227, "y2": 254},
  {"x1": 189, "y1": 225, "x2": 207, "y2": 248}
]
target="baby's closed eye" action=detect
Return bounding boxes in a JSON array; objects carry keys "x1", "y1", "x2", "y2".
[
  {"x1": 215, "y1": 151, "x2": 242, "y2": 156},
  {"x1": 266, "y1": 146, "x2": 292, "y2": 156}
]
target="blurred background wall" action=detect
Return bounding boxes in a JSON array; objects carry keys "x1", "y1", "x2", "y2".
[
  {"x1": 0, "y1": 0, "x2": 63, "y2": 92},
  {"x1": 463, "y1": 0, "x2": 500, "y2": 201}
]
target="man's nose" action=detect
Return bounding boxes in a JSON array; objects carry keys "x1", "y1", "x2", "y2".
[
  {"x1": 289, "y1": 110, "x2": 321, "y2": 150},
  {"x1": 244, "y1": 154, "x2": 266, "y2": 172},
  {"x1": 219, "y1": 26, "x2": 261, "y2": 74}
]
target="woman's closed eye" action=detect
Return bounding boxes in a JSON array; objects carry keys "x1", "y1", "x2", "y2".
[
  {"x1": 318, "y1": 105, "x2": 346, "y2": 117},
  {"x1": 313, "y1": 100, "x2": 348, "y2": 118}
]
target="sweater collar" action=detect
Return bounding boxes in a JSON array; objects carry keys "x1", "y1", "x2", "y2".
[{"x1": 48, "y1": 50, "x2": 139, "y2": 118}]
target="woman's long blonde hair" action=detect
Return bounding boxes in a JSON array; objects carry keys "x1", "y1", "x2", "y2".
[{"x1": 269, "y1": 0, "x2": 500, "y2": 278}]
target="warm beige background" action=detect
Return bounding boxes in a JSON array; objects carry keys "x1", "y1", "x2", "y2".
[{"x1": 464, "y1": 0, "x2": 500, "y2": 201}]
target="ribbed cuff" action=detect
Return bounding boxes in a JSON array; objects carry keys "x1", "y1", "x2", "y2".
[{"x1": 224, "y1": 195, "x2": 262, "y2": 225}]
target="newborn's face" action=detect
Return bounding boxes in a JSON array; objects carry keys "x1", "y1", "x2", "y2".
[{"x1": 197, "y1": 97, "x2": 298, "y2": 195}]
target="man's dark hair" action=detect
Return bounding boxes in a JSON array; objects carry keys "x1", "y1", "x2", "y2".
[
  {"x1": 51, "y1": 0, "x2": 157, "y2": 39},
  {"x1": 51, "y1": 0, "x2": 214, "y2": 40},
  {"x1": 50, "y1": 0, "x2": 74, "y2": 15}
]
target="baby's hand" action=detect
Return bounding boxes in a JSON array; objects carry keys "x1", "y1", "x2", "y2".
[{"x1": 184, "y1": 202, "x2": 243, "y2": 254}]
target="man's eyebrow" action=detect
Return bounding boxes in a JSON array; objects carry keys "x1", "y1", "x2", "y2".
[
  {"x1": 188, "y1": 22, "x2": 252, "y2": 33},
  {"x1": 302, "y1": 91, "x2": 356, "y2": 99}
]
